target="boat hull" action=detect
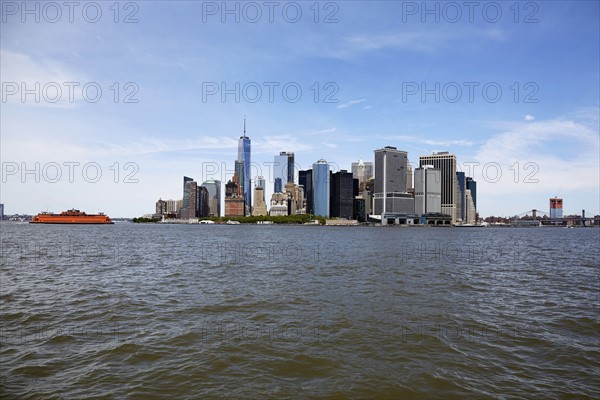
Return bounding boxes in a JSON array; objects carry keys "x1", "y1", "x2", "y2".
[{"x1": 30, "y1": 210, "x2": 114, "y2": 224}]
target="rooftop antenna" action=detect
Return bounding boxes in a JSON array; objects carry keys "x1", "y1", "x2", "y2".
[{"x1": 243, "y1": 116, "x2": 246, "y2": 136}]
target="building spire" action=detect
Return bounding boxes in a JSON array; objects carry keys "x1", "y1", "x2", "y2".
[{"x1": 243, "y1": 116, "x2": 246, "y2": 136}]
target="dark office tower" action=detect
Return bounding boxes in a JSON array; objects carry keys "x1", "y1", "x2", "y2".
[
  {"x1": 183, "y1": 180, "x2": 198, "y2": 219},
  {"x1": 353, "y1": 178, "x2": 359, "y2": 197},
  {"x1": 299, "y1": 169, "x2": 313, "y2": 215},
  {"x1": 466, "y1": 177, "x2": 477, "y2": 209},
  {"x1": 419, "y1": 152, "x2": 457, "y2": 223},
  {"x1": 238, "y1": 119, "x2": 251, "y2": 215},
  {"x1": 456, "y1": 171, "x2": 466, "y2": 223},
  {"x1": 156, "y1": 199, "x2": 167, "y2": 215},
  {"x1": 353, "y1": 198, "x2": 366, "y2": 222},
  {"x1": 182, "y1": 176, "x2": 194, "y2": 212},
  {"x1": 284, "y1": 152, "x2": 295, "y2": 183},
  {"x1": 330, "y1": 170, "x2": 354, "y2": 219},
  {"x1": 274, "y1": 177, "x2": 283, "y2": 193},
  {"x1": 197, "y1": 186, "x2": 209, "y2": 217}
]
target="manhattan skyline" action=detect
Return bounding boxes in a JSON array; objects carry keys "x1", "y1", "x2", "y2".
[{"x1": 1, "y1": 1, "x2": 598, "y2": 217}]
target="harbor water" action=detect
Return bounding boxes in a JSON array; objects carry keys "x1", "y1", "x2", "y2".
[{"x1": 1, "y1": 223, "x2": 598, "y2": 398}]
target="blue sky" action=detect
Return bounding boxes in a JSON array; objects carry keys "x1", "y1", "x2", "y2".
[{"x1": 1, "y1": 0, "x2": 599, "y2": 217}]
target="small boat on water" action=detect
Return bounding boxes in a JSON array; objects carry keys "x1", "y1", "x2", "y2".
[{"x1": 30, "y1": 209, "x2": 114, "y2": 224}]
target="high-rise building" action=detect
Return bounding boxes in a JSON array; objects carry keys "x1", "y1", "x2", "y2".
[
  {"x1": 273, "y1": 151, "x2": 294, "y2": 192},
  {"x1": 285, "y1": 182, "x2": 304, "y2": 215},
  {"x1": 465, "y1": 189, "x2": 476, "y2": 224},
  {"x1": 202, "y1": 179, "x2": 221, "y2": 217},
  {"x1": 156, "y1": 199, "x2": 167, "y2": 215},
  {"x1": 466, "y1": 177, "x2": 477, "y2": 210},
  {"x1": 299, "y1": 169, "x2": 313, "y2": 215},
  {"x1": 419, "y1": 152, "x2": 457, "y2": 223},
  {"x1": 252, "y1": 184, "x2": 268, "y2": 216},
  {"x1": 375, "y1": 146, "x2": 408, "y2": 193},
  {"x1": 330, "y1": 170, "x2": 354, "y2": 219},
  {"x1": 407, "y1": 164, "x2": 414, "y2": 191},
  {"x1": 550, "y1": 197, "x2": 563, "y2": 219},
  {"x1": 225, "y1": 176, "x2": 245, "y2": 217},
  {"x1": 182, "y1": 179, "x2": 198, "y2": 219},
  {"x1": 182, "y1": 176, "x2": 194, "y2": 212},
  {"x1": 0, "y1": 203, "x2": 4, "y2": 221},
  {"x1": 256, "y1": 176, "x2": 266, "y2": 194},
  {"x1": 351, "y1": 159, "x2": 374, "y2": 192},
  {"x1": 312, "y1": 160, "x2": 330, "y2": 217},
  {"x1": 196, "y1": 186, "x2": 209, "y2": 218},
  {"x1": 165, "y1": 199, "x2": 182, "y2": 214},
  {"x1": 284, "y1": 152, "x2": 295, "y2": 184},
  {"x1": 373, "y1": 146, "x2": 413, "y2": 215},
  {"x1": 238, "y1": 120, "x2": 251, "y2": 215},
  {"x1": 456, "y1": 171, "x2": 466, "y2": 223},
  {"x1": 414, "y1": 166, "x2": 442, "y2": 215}
]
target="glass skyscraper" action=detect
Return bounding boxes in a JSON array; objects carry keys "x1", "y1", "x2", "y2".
[
  {"x1": 273, "y1": 151, "x2": 294, "y2": 193},
  {"x1": 312, "y1": 160, "x2": 330, "y2": 217},
  {"x1": 238, "y1": 123, "x2": 251, "y2": 215},
  {"x1": 201, "y1": 179, "x2": 221, "y2": 217},
  {"x1": 299, "y1": 169, "x2": 313, "y2": 215}
]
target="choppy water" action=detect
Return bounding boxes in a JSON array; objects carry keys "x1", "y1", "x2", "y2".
[{"x1": 1, "y1": 223, "x2": 598, "y2": 399}]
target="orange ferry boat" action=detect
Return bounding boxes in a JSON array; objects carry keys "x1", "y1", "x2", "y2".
[{"x1": 30, "y1": 209, "x2": 114, "y2": 224}]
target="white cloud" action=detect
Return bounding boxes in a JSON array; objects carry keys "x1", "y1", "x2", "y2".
[
  {"x1": 473, "y1": 118, "x2": 599, "y2": 199},
  {"x1": 337, "y1": 99, "x2": 367, "y2": 109},
  {"x1": 385, "y1": 134, "x2": 475, "y2": 147},
  {"x1": 0, "y1": 50, "x2": 87, "y2": 107},
  {"x1": 524, "y1": 115, "x2": 535, "y2": 121}
]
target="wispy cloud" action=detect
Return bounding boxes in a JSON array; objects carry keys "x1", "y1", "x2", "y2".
[
  {"x1": 315, "y1": 127, "x2": 337, "y2": 134},
  {"x1": 524, "y1": 115, "x2": 535, "y2": 121},
  {"x1": 0, "y1": 50, "x2": 87, "y2": 108},
  {"x1": 337, "y1": 99, "x2": 367, "y2": 109},
  {"x1": 384, "y1": 134, "x2": 475, "y2": 147},
  {"x1": 474, "y1": 117, "x2": 599, "y2": 194}
]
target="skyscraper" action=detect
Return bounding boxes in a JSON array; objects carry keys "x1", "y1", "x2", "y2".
[
  {"x1": 351, "y1": 159, "x2": 374, "y2": 191},
  {"x1": 234, "y1": 160, "x2": 245, "y2": 210},
  {"x1": 419, "y1": 152, "x2": 457, "y2": 223},
  {"x1": 253, "y1": 183, "x2": 268, "y2": 216},
  {"x1": 414, "y1": 166, "x2": 442, "y2": 215},
  {"x1": 299, "y1": 169, "x2": 313, "y2": 215},
  {"x1": 197, "y1": 186, "x2": 209, "y2": 218},
  {"x1": 255, "y1": 176, "x2": 266, "y2": 201},
  {"x1": 456, "y1": 171, "x2": 466, "y2": 223},
  {"x1": 273, "y1": 151, "x2": 294, "y2": 192},
  {"x1": 156, "y1": 199, "x2": 167, "y2": 215},
  {"x1": 182, "y1": 179, "x2": 198, "y2": 219},
  {"x1": 466, "y1": 177, "x2": 477, "y2": 210},
  {"x1": 182, "y1": 176, "x2": 193, "y2": 212},
  {"x1": 373, "y1": 146, "x2": 413, "y2": 215},
  {"x1": 312, "y1": 160, "x2": 330, "y2": 217},
  {"x1": 201, "y1": 179, "x2": 221, "y2": 217},
  {"x1": 550, "y1": 197, "x2": 563, "y2": 219},
  {"x1": 330, "y1": 170, "x2": 354, "y2": 219},
  {"x1": 225, "y1": 176, "x2": 245, "y2": 217},
  {"x1": 238, "y1": 120, "x2": 251, "y2": 215}
]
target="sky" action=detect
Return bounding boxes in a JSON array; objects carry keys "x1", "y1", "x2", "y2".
[{"x1": 1, "y1": 0, "x2": 599, "y2": 218}]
